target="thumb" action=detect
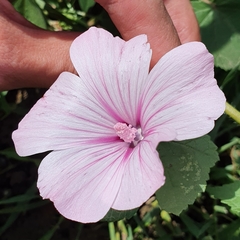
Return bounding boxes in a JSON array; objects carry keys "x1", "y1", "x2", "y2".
[{"x1": 96, "y1": 0, "x2": 180, "y2": 67}]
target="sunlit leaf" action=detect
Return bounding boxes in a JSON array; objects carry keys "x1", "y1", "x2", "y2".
[
  {"x1": 13, "y1": 0, "x2": 47, "y2": 29},
  {"x1": 207, "y1": 181, "x2": 240, "y2": 215}
]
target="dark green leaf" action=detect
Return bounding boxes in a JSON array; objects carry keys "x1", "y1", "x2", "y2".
[
  {"x1": 180, "y1": 211, "x2": 213, "y2": 238},
  {"x1": 0, "y1": 194, "x2": 39, "y2": 205},
  {"x1": 156, "y1": 135, "x2": 218, "y2": 215},
  {"x1": 0, "y1": 200, "x2": 48, "y2": 214},
  {"x1": 218, "y1": 218, "x2": 240, "y2": 240},
  {"x1": 0, "y1": 213, "x2": 19, "y2": 236},
  {"x1": 39, "y1": 217, "x2": 64, "y2": 240},
  {"x1": 0, "y1": 92, "x2": 12, "y2": 119},
  {"x1": 0, "y1": 148, "x2": 39, "y2": 165},
  {"x1": 101, "y1": 208, "x2": 138, "y2": 222},
  {"x1": 78, "y1": 0, "x2": 95, "y2": 12}
]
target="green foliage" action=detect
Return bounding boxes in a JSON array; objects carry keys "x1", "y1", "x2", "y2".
[
  {"x1": 0, "y1": 193, "x2": 39, "y2": 205},
  {"x1": 156, "y1": 135, "x2": 218, "y2": 215},
  {"x1": 0, "y1": 148, "x2": 39, "y2": 165},
  {"x1": 218, "y1": 218, "x2": 240, "y2": 240},
  {"x1": 0, "y1": 201, "x2": 47, "y2": 214},
  {"x1": 102, "y1": 208, "x2": 138, "y2": 222},
  {"x1": 208, "y1": 181, "x2": 240, "y2": 215},
  {"x1": 192, "y1": 0, "x2": 240, "y2": 70},
  {"x1": 39, "y1": 217, "x2": 64, "y2": 240},
  {"x1": 13, "y1": 0, "x2": 47, "y2": 28},
  {"x1": 0, "y1": 92, "x2": 13, "y2": 119},
  {"x1": 78, "y1": 0, "x2": 95, "y2": 12},
  {"x1": 180, "y1": 211, "x2": 214, "y2": 239}
]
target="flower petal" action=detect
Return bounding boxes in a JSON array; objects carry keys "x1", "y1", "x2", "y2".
[
  {"x1": 140, "y1": 42, "x2": 226, "y2": 141},
  {"x1": 12, "y1": 72, "x2": 118, "y2": 156},
  {"x1": 13, "y1": 27, "x2": 153, "y2": 156},
  {"x1": 37, "y1": 142, "x2": 127, "y2": 223},
  {"x1": 112, "y1": 136, "x2": 165, "y2": 210},
  {"x1": 70, "y1": 27, "x2": 152, "y2": 126}
]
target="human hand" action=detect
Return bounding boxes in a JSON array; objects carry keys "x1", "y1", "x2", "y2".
[
  {"x1": 0, "y1": 0, "x2": 78, "y2": 90},
  {"x1": 0, "y1": 0, "x2": 200, "y2": 91}
]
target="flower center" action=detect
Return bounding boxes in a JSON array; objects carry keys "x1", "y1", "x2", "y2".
[{"x1": 114, "y1": 122, "x2": 143, "y2": 145}]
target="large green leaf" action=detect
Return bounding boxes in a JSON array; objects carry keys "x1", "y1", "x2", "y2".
[
  {"x1": 156, "y1": 135, "x2": 218, "y2": 215},
  {"x1": 13, "y1": 0, "x2": 47, "y2": 29},
  {"x1": 207, "y1": 181, "x2": 240, "y2": 215},
  {"x1": 192, "y1": 0, "x2": 240, "y2": 70}
]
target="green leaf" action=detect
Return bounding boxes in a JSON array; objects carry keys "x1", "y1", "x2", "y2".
[
  {"x1": 180, "y1": 211, "x2": 213, "y2": 238},
  {"x1": 0, "y1": 92, "x2": 12, "y2": 119},
  {"x1": 0, "y1": 185, "x2": 37, "y2": 235},
  {"x1": 0, "y1": 148, "x2": 39, "y2": 165},
  {"x1": 0, "y1": 200, "x2": 47, "y2": 214},
  {"x1": 101, "y1": 208, "x2": 138, "y2": 222},
  {"x1": 78, "y1": 0, "x2": 95, "y2": 12},
  {"x1": 207, "y1": 181, "x2": 240, "y2": 215},
  {"x1": 156, "y1": 135, "x2": 218, "y2": 215},
  {"x1": 0, "y1": 213, "x2": 19, "y2": 236},
  {"x1": 0, "y1": 193, "x2": 39, "y2": 205},
  {"x1": 192, "y1": 1, "x2": 240, "y2": 70},
  {"x1": 218, "y1": 218, "x2": 240, "y2": 240},
  {"x1": 39, "y1": 217, "x2": 64, "y2": 240},
  {"x1": 13, "y1": 0, "x2": 47, "y2": 29}
]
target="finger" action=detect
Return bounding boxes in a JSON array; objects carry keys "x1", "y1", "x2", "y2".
[
  {"x1": 96, "y1": 0, "x2": 180, "y2": 67},
  {"x1": 164, "y1": 0, "x2": 201, "y2": 43}
]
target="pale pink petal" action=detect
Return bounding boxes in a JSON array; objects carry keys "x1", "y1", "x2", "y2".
[
  {"x1": 12, "y1": 72, "x2": 118, "y2": 156},
  {"x1": 112, "y1": 135, "x2": 165, "y2": 210},
  {"x1": 37, "y1": 142, "x2": 128, "y2": 223},
  {"x1": 140, "y1": 42, "x2": 226, "y2": 141},
  {"x1": 37, "y1": 134, "x2": 165, "y2": 222},
  {"x1": 70, "y1": 27, "x2": 152, "y2": 126}
]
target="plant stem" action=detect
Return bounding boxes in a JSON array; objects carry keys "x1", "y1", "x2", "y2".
[
  {"x1": 108, "y1": 222, "x2": 116, "y2": 240},
  {"x1": 225, "y1": 102, "x2": 240, "y2": 125}
]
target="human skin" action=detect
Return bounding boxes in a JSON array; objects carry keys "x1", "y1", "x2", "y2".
[
  {"x1": 0, "y1": 0, "x2": 200, "y2": 91},
  {"x1": 0, "y1": 0, "x2": 79, "y2": 90},
  {"x1": 163, "y1": 0, "x2": 200, "y2": 43},
  {"x1": 96, "y1": 0, "x2": 200, "y2": 67}
]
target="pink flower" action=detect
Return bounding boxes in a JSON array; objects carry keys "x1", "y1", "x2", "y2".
[{"x1": 12, "y1": 27, "x2": 225, "y2": 223}]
